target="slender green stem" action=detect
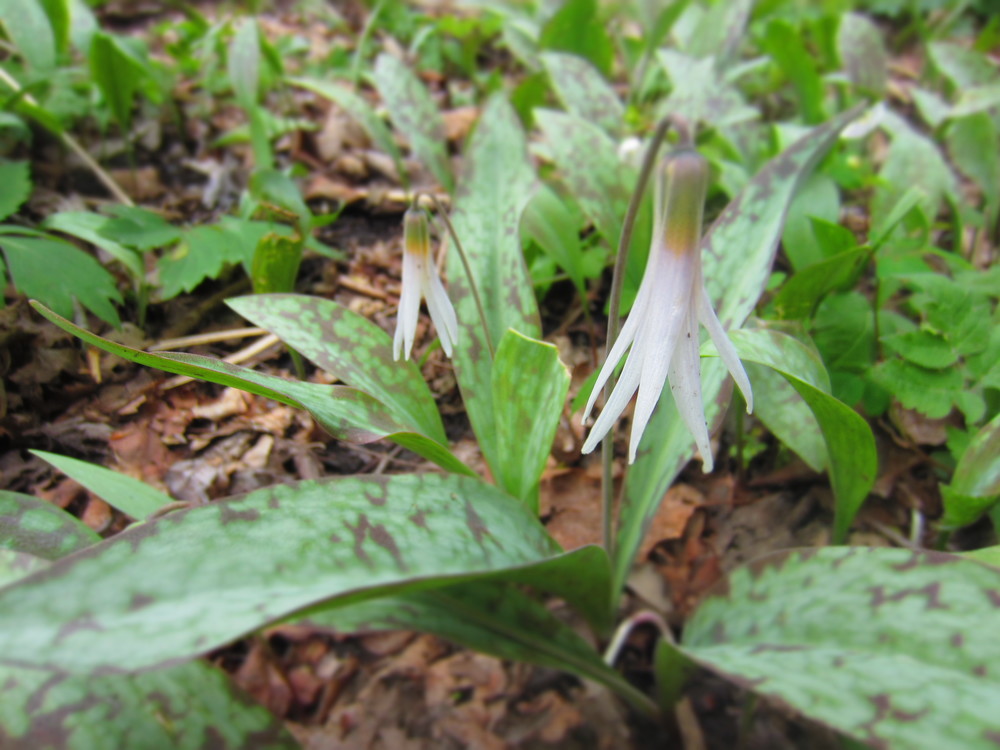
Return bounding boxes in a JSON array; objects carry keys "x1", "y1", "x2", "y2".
[
  {"x1": 0, "y1": 68, "x2": 134, "y2": 206},
  {"x1": 600, "y1": 114, "x2": 677, "y2": 557},
  {"x1": 430, "y1": 195, "x2": 495, "y2": 359}
]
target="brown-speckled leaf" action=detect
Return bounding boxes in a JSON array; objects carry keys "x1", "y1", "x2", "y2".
[
  {"x1": 541, "y1": 51, "x2": 624, "y2": 135},
  {"x1": 31, "y1": 302, "x2": 472, "y2": 475},
  {"x1": 837, "y1": 12, "x2": 888, "y2": 96},
  {"x1": 0, "y1": 474, "x2": 610, "y2": 672},
  {"x1": 0, "y1": 490, "x2": 99, "y2": 561},
  {"x1": 447, "y1": 93, "x2": 540, "y2": 478},
  {"x1": 0, "y1": 661, "x2": 299, "y2": 750},
  {"x1": 616, "y1": 106, "x2": 865, "y2": 597},
  {"x1": 667, "y1": 547, "x2": 1000, "y2": 750}
]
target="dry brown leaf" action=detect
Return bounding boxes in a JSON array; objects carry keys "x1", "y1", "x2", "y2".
[{"x1": 636, "y1": 483, "x2": 703, "y2": 560}]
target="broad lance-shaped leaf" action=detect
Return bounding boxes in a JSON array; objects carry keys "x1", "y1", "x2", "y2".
[
  {"x1": 0, "y1": 490, "x2": 99, "y2": 560},
  {"x1": 492, "y1": 330, "x2": 570, "y2": 510},
  {"x1": 32, "y1": 451, "x2": 171, "y2": 521},
  {"x1": 31, "y1": 302, "x2": 472, "y2": 476},
  {"x1": 227, "y1": 294, "x2": 447, "y2": 443},
  {"x1": 0, "y1": 661, "x2": 299, "y2": 750},
  {"x1": 664, "y1": 547, "x2": 1000, "y2": 750},
  {"x1": 0, "y1": 474, "x2": 611, "y2": 672},
  {"x1": 0, "y1": 493, "x2": 298, "y2": 749},
  {"x1": 299, "y1": 579, "x2": 656, "y2": 715},
  {"x1": 616, "y1": 106, "x2": 864, "y2": 598},
  {"x1": 448, "y1": 94, "x2": 540, "y2": 478},
  {"x1": 723, "y1": 328, "x2": 876, "y2": 542},
  {"x1": 372, "y1": 53, "x2": 453, "y2": 191},
  {"x1": 541, "y1": 51, "x2": 624, "y2": 136},
  {"x1": 942, "y1": 413, "x2": 1000, "y2": 529}
]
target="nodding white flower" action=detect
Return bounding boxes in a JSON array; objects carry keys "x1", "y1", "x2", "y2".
[
  {"x1": 581, "y1": 148, "x2": 753, "y2": 471},
  {"x1": 393, "y1": 206, "x2": 459, "y2": 361}
]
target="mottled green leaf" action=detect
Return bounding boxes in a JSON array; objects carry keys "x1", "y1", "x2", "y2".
[
  {"x1": 1, "y1": 230, "x2": 121, "y2": 326},
  {"x1": 0, "y1": 661, "x2": 299, "y2": 750},
  {"x1": 837, "y1": 12, "x2": 888, "y2": 96},
  {"x1": 228, "y1": 294, "x2": 446, "y2": 443},
  {"x1": 656, "y1": 50, "x2": 758, "y2": 128},
  {"x1": 32, "y1": 451, "x2": 171, "y2": 521},
  {"x1": 0, "y1": 160, "x2": 31, "y2": 222},
  {"x1": 31, "y1": 302, "x2": 471, "y2": 475},
  {"x1": 726, "y1": 328, "x2": 876, "y2": 542},
  {"x1": 928, "y1": 41, "x2": 998, "y2": 89},
  {"x1": 491, "y1": 330, "x2": 570, "y2": 510},
  {"x1": 947, "y1": 113, "x2": 1000, "y2": 216},
  {"x1": 679, "y1": 0, "x2": 750, "y2": 68},
  {"x1": 0, "y1": 490, "x2": 98, "y2": 560},
  {"x1": 941, "y1": 413, "x2": 1000, "y2": 528},
  {"x1": 0, "y1": 549, "x2": 48, "y2": 588},
  {"x1": 0, "y1": 474, "x2": 609, "y2": 672},
  {"x1": 302, "y1": 579, "x2": 653, "y2": 713},
  {"x1": 670, "y1": 547, "x2": 1000, "y2": 750},
  {"x1": 950, "y1": 84, "x2": 1000, "y2": 119},
  {"x1": 617, "y1": 106, "x2": 864, "y2": 597},
  {"x1": 745, "y1": 363, "x2": 827, "y2": 472},
  {"x1": 541, "y1": 51, "x2": 624, "y2": 135},
  {"x1": 372, "y1": 53, "x2": 452, "y2": 190},
  {"x1": 287, "y1": 76, "x2": 407, "y2": 184},
  {"x1": 448, "y1": 94, "x2": 539, "y2": 478}
]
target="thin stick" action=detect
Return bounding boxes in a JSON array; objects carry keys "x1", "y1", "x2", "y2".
[
  {"x1": 148, "y1": 327, "x2": 267, "y2": 351},
  {"x1": 430, "y1": 194, "x2": 495, "y2": 359},
  {"x1": 160, "y1": 333, "x2": 280, "y2": 390},
  {"x1": 0, "y1": 68, "x2": 134, "y2": 206},
  {"x1": 599, "y1": 114, "x2": 676, "y2": 557}
]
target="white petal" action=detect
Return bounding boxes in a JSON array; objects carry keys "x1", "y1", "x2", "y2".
[
  {"x1": 697, "y1": 283, "x2": 753, "y2": 413},
  {"x1": 423, "y1": 262, "x2": 459, "y2": 357},
  {"x1": 582, "y1": 246, "x2": 660, "y2": 422},
  {"x1": 668, "y1": 306, "x2": 714, "y2": 472},
  {"x1": 581, "y1": 336, "x2": 645, "y2": 455},
  {"x1": 626, "y1": 262, "x2": 691, "y2": 463},
  {"x1": 393, "y1": 250, "x2": 423, "y2": 361}
]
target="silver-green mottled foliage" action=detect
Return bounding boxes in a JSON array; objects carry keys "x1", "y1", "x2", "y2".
[
  {"x1": 671, "y1": 547, "x2": 1000, "y2": 750},
  {"x1": 0, "y1": 490, "x2": 99, "y2": 560},
  {"x1": 0, "y1": 474, "x2": 610, "y2": 672},
  {"x1": 542, "y1": 51, "x2": 625, "y2": 135},
  {"x1": 447, "y1": 94, "x2": 541, "y2": 478}
]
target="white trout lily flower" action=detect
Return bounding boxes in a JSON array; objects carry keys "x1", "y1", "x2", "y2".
[
  {"x1": 581, "y1": 149, "x2": 753, "y2": 471},
  {"x1": 393, "y1": 206, "x2": 459, "y2": 361}
]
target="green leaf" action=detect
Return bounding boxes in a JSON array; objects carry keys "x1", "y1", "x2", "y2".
[
  {"x1": 0, "y1": 661, "x2": 299, "y2": 749},
  {"x1": 772, "y1": 246, "x2": 870, "y2": 320},
  {"x1": 227, "y1": 294, "x2": 447, "y2": 444},
  {"x1": 679, "y1": 0, "x2": 750, "y2": 67},
  {"x1": 372, "y1": 53, "x2": 452, "y2": 190},
  {"x1": 448, "y1": 93, "x2": 540, "y2": 479},
  {"x1": 0, "y1": 548, "x2": 49, "y2": 588},
  {"x1": 726, "y1": 328, "x2": 877, "y2": 542},
  {"x1": 0, "y1": 0, "x2": 56, "y2": 71},
  {"x1": 44, "y1": 210, "x2": 144, "y2": 280},
  {"x1": 836, "y1": 12, "x2": 888, "y2": 96},
  {"x1": 31, "y1": 301, "x2": 471, "y2": 475},
  {"x1": 656, "y1": 50, "x2": 758, "y2": 128},
  {"x1": 928, "y1": 41, "x2": 998, "y2": 89},
  {"x1": 745, "y1": 362, "x2": 827, "y2": 472},
  {"x1": 870, "y1": 358, "x2": 963, "y2": 419},
  {"x1": 670, "y1": 547, "x2": 1000, "y2": 750},
  {"x1": 538, "y1": 0, "x2": 614, "y2": 76},
  {"x1": 89, "y1": 31, "x2": 145, "y2": 133},
  {"x1": 617, "y1": 106, "x2": 864, "y2": 598},
  {"x1": 881, "y1": 329, "x2": 958, "y2": 368},
  {"x1": 521, "y1": 183, "x2": 588, "y2": 298},
  {"x1": 228, "y1": 18, "x2": 260, "y2": 110},
  {"x1": 37, "y1": 0, "x2": 69, "y2": 55},
  {"x1": 941, "y1": 413, "x2": 1000, "y2": 528},
  {"x1": 950, "y1": 84, "x2": 1000, "y2": 119},
  {"x1": 0, "y1": 160, "x2": 31, "y2": 222},
  {"x1": 248, "y1": 169, "x2": 311, "y2": 230},
  {"x1": 780, "y1": 173, "x2": 841, "y2": 270},
  {"x1": 541, "y1": 51, "x2": 624, "y2": 135},
  {"x1": 32, "y1": 451, "x2": 171, "y2": 521},
  {"x1": 762, "y1": 19, "x2": 825, "y2": 123},
  {"x1": 491, "y1": 330, "x2": 570, "y2": 510},
  {"x1": 0, "y1": 231, "x2": 121, "y2": 326},
  {"x1": 0, "y1": 473, "x2": 610, "y2": 672},
  {"x1": 302, "y1": 579, "x2": 654, "y2": 714},
  {"x1": 250, "y1": 232, "x2": 303, "y2": 295},
  {"x1": 0, "y1": 490, "x2": 98, "y2": 560},
  {"x1": 286, "y1": 76, "x2": 408, "y2": 185},
  {"x1": 946, "y1": 113, "x2": 1000, "y2": 217},
  {"x1": 99, "y1": 205, "x2": 183, "y2": 251}
]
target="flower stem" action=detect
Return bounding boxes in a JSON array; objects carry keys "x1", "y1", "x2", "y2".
[
  {"x1": 600, "y1": 115, "x2": 685, "y2": 557},
  {"x1": 430, "y1": 195, "x2": 495, "y2": 359}
]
